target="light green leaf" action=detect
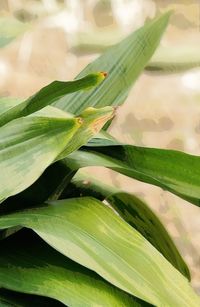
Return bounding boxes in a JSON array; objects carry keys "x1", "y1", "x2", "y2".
[
  {"x1": 0, "y1": 230, "x2": 149, "y2": 307},
  {"x1": 0, "y1": 198, "x2": 199, "y2": 306},
  {"x1": 0, "y1": 72, "x2": 106, "y2": 127},
  {"x1": 65, "y1": 172, "x2": 190, "y2": 280},
  {"x1": 0, "y1": 106, "x2": 113, "y2": 208},
  {"x1": 0, "y1": 106, "x2": 81, "y2": 201},
  {"x1": 0, "y1": 105, "x2": 113, "y2": 202},
  {"x1": 107, "y1": 192, "x2": 190, "y2": 279},
  {"x1": 0, "y1": 97, "x2": 22, "y2": 117},
  {"x1": 54, "y1": 12, "x2": 171, "y2": 114},
  {"x1": 63, "y1": 138, "x2": 200, "y2": 206},
  {"x1": 57, "y1": 106, "x2": 115, "y2": 161}
]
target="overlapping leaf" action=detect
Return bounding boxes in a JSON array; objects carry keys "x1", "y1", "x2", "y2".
[
  {"x1": 73, "y1": 32, "x2": 200, "y2": 73},
  {"x1": 0, "y1": 230, "x2": 145, "y2": 307},
  {"x1": 54, "y1": 12, "x2": 171, "y2": 114},
  {"x1": 0, "y1": 198, "x2": 199, "y2": 306},
  {"x1": 63, "y1": 137, "x2": 200, "y2": 206},
  {"x1": 0, "y1": 106, "x2": 80, "y2": 201},
  {"x1": 0, "y1": 72, "x2": 105, "y2": 127},
  {"x1": 0, "y1": 105, "x2": 113, "y2": 202},
  {"x1": 0, "y1": 97, "x2": 22, "y2": 117},
  {"x1": 66, "y1": 172, "x2": 190, "y2": 279},
  {"x1": 106, "y1": 192, "x2": 190, "y2": 279}
]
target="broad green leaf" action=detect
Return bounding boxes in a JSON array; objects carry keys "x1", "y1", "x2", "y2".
[
  {"x1": 0, "y1": 230, "x2": 148, "y2": 307},
  {"x1": 54, "y1": 12, "x2": 171, "y2": 114},
  {"x1": 0, "y1": 106, "x2": 81, "y2": 201},
  {"x1": 0, "y1": 288, "x2": 63, "y2": 307},
  {"x1": 0, "y1": 198, "x2": 199, "y2": 306},
  {"x1": 65, "y1": 172, "x2": 190, "y2": 280},
  {"x1": 107, "y1": 192, "x2": 190, "y2": 280},
  {"x1": 0, "y1": 72, "x2": 106, "y2": 127},
  {"x1": 63, "y1": 138, "x2": 200, "y2": 206},
  {"x1": 0, "y1": 17, "x2": 29, "y2": 48},
  {"x1": 0, "y1": 105, "x2": 113, "y2": 202},
  {"x1": 0, "y1": 97, "x2": 22, "y2": 117}
]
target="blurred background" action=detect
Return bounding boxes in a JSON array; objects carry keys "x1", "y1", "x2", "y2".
[{"x1": 0, "y1": 0, "x2": 200, "y2": 293}]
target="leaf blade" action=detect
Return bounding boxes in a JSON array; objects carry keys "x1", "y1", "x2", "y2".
[
  {"x1": 65, "y1": 172, "x2": 190, "y2": 280},
  {"x1": 107, "y1": 192, "x2": 190, "y2": 279},
  {"x1": 0, "y1": 198, "x2": 199, "y2": 306},
  {"x1": 0, "y1": 72, "x2": 105, "y2": 127},
  {"x1": 63, "y1": 139, "x2": 200, "y2": 206},
  {"x1": 54, "y1": 12, "x2": 171, "y2": 114},
  {"x1": 0, "y1": 230, "x2": 148, "y2": 307},
  {"x1": 0, "y1": 107, "x2": 80, "y2": 201}
]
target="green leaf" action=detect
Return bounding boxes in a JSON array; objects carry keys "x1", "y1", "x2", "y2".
[
  {"x1": 0, "y1": 72, "x2": 106, "y2": 127},
  {"x1": 0, "y1": 104, "x2": 114, "y2": 202},
  {"x1": 57, "y1": 106, "x2": 115, "y2": 161},
  {"x1": 63, "y1": 138, "x2": 200, "y2": 206},
  {"x1": 0, "y1": 106, "x2": 81, "y2": 201},
  {"x1": 0, "y1": 198, "x2": 199, "y2": 306},
  {"x1": 0, "y1": 97, "x2": 22, "y2": 117},
  {"x1": 54, "y1": 12, "x2": 171, "y2": 114},
  {"x1": 0, "y1": 230, "x2": 148, "y2": 307},
  {"x1": 107, "y1": 192, "x2": 190, "y2": 280},
  {"x1": 73, "y1": 32, "x2": 200, "y2": 73},
  {"x1": 65, "y1": 172, "x2": 190, "y2": 280}
]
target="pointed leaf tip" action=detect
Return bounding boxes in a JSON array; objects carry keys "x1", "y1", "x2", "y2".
[{"x1": 100, "y1": 71, "x2": 108, "y2": 78}]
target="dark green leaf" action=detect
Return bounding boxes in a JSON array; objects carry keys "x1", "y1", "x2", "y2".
[
  {"x1": 0, "y1": 288, "x2": 63, "y2": 307},
  {"x1": 63, "y1": 139, "x2": 200, "y2": 206}
]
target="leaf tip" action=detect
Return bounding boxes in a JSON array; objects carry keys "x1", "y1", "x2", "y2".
[
  {"x1": 76, "y1": 116, "x2": 84, "y2": 126},
  {"x1": 100, "y1": 71, "x2": 108, "y2": 78}
]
